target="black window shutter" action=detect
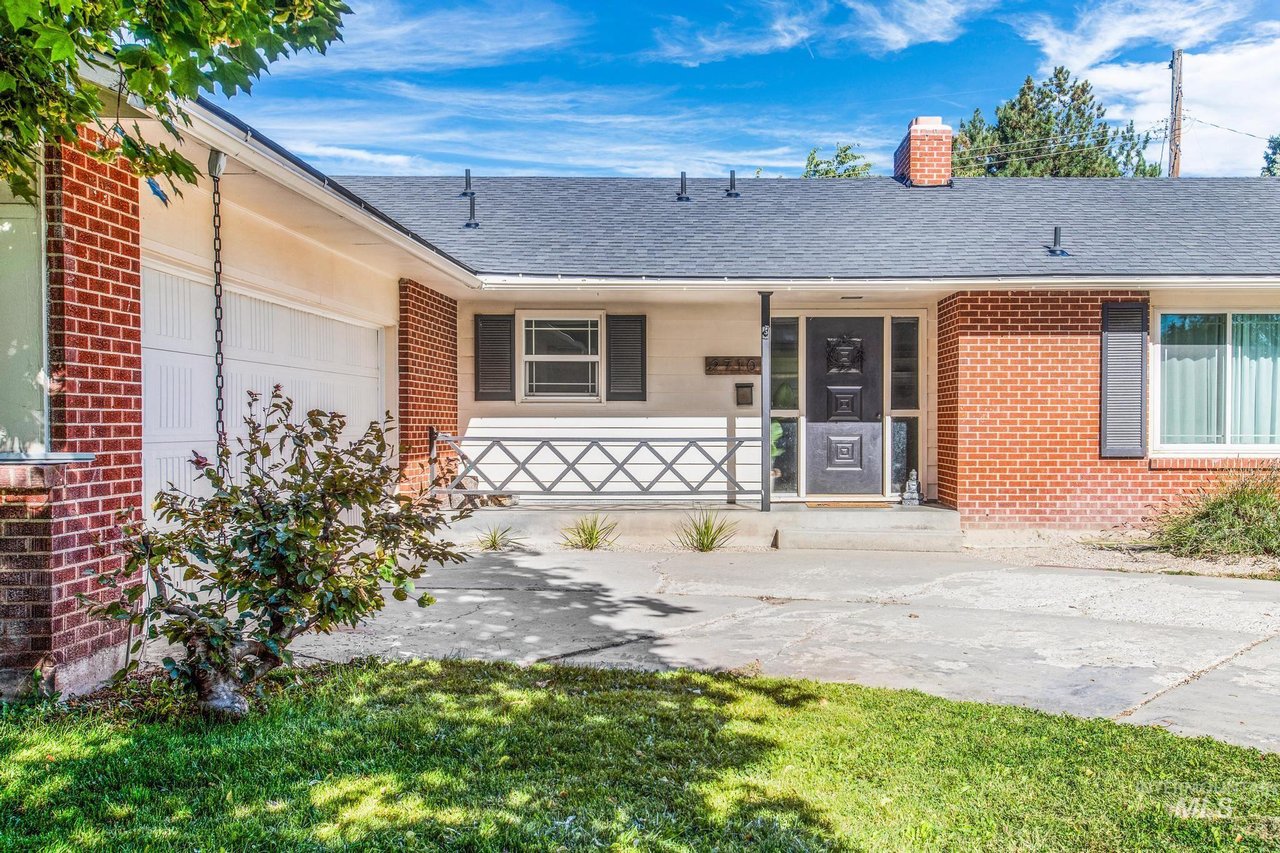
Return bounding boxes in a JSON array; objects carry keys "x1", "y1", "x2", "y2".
[
  {"x1": 606, "y1": 315, "x2": 646, "y2": 401},
  {"x1": 474, "y1": 314, "x2": 515, "y2": 401},
  {"x1": 1100, "y1": 302, "x2": 1148, "y2": 458}
]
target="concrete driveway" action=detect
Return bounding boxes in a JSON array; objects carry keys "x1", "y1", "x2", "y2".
[{"x1": 292, "y1": 548, "x2": 1280, "y2": 752}]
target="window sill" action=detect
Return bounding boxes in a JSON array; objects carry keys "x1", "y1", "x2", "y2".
[
  {"x1": 518, "y1": 397, "x2": 604, "y2": 404},
  {"x1": 1147, "y1": 456, "x2": 1280, "y2": 471},
  {"x1": 0, "y1": 452, "x2": 96, "y2": 465}
]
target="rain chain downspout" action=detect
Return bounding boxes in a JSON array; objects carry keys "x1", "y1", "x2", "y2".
[{"x1": 208, "y1": 149, "x2": 228, "y2": 471}]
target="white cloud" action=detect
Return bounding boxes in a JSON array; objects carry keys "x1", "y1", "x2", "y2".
[
  {"x1": 1018, "y1": 0, "x2": 1250, "y2": 71},
  {"x1": 228, "y1": 81, "x2": 899, "y2": 178},
  {"x1": 839, "y1": 0, "x2": 1001, "y2": 53},
  {"x1": 275, "y1": 0, "x2": 584, "y2": 74},
  {"x1": 1017, "y1": 1, "x2": 1278, "y2": 175},
  {"x1": 651, "y1": 2, "x2": 827, "y2": 67},
  {"x1": 650, "y1": 0, "x2": 994, "y2": 65},
  {"x1": 1084, "y1": 26, "x2": 1280, "y2": 175}
]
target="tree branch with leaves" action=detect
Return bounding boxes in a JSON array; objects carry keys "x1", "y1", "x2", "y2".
[
  {"x1": 802, "y1": 143, "x2": 871, "y2": 178},
  {"x1": 1263, "y1": 135, "x2": 1280, "y2": 177},
  {"x1": 90, "y1": 388, "x2": 467, "y2": 717},
  {"x1": 1, "y1": 0, "x2": 350, "y2": 202}
]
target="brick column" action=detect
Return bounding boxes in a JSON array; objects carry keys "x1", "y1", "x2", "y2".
[
  {"x1": 0, "y1": 135, "x2": 143, "y2": 696},
  {"x1": 398, "y1": 278, "x2": 458, "y2": 491}
]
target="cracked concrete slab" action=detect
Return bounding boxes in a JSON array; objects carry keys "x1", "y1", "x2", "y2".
[
  {"x1": 766, "y1": 602, "x2": 1260, "y2": 717},
  {"x1": 293, "y1": 548, "x2": 1280, "y2": 752},
  {"x1": 1122, "y1": 635, "x2": 1280, "y2": 752}
]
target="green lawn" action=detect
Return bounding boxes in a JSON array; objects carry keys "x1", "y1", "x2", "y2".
[{"x1": 2, "y1": 660, "x2": 1278, "y2": 851}]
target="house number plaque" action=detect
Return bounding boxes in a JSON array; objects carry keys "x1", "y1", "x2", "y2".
[{"x1": 704, "y1": 356, "x2": 761, "y2": 376}]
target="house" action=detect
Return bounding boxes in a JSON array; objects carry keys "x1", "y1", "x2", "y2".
[{"x1": 2, "y1": 102, "x2": 1278, "y2": 696}]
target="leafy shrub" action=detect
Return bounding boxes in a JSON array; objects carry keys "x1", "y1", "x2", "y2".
[
  {"x1": 1144, "y1": 470, "x2": 1280, "y2": 558},
  {"x1": 673, "y1": 509, "x2": 738, "y2": 552},
  {"x1": 475, "y1": 525, "x2": 523, "y2": 551},
  {"x1": 90, "y1": 388, "x2": 467, "y2": 717},
  {"x1": 560, "y1": 515, "x2": 618, "y2": 550}
]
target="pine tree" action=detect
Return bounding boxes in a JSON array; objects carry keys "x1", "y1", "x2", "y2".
[{"x1": 953, "y1": 67, "x2": 1161, "y2": 178}]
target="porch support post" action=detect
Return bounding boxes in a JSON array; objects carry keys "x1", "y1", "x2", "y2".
[{"x1": 759, "y1": 291, "x2": 773, "y2": 512}]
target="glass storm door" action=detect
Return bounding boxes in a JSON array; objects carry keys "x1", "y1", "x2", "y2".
[{"x1": 804, "y1": 317, "x2": 884, "y2": 495}]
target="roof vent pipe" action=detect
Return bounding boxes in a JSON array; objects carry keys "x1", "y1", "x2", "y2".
[
  {"x1": 676, "y1": 171, "x2": 691, "y2": 202},
  {"x1": 464, "y1": 194, "x2": 480, "y2": 228},
  {"x1": 459, "y1": 168, "x2": 475, "y2": 198},
  {"x1": 1049, "y1": 226, "x2": 1068, "y2": 256},
  {"x1": 725, "y1": 169, "x2": 740, "y2": 198}
]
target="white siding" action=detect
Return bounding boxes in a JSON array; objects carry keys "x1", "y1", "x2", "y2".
[{"x1": 456, "y1": 298, "x2": 939, "y2": 502}]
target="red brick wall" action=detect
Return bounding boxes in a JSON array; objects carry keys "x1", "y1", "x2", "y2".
[
  {"x1": 936, "y1": 290, "x2": 1235, "y2": 528},
  {"x1": 398, "y1": 278, "x2": 458, "y2": 490},
  {"x1": 0, "y1": 134, "x2": 142, "y2": 694},
  {"x1": 893, "y1": 117, "x2": 953, "y2": 187}
]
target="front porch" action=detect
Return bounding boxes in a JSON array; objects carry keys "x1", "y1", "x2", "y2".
[
  {"x1": 446, "y1": 292, "x2": 936, "y2": 518},
  {"x1": 447, "y1": 501, "x2": 962, "y2": 551}
]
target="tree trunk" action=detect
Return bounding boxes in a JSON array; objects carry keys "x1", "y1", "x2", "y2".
[{"x1": 195, "y1": 668, "x2": 250, "y2": 718}]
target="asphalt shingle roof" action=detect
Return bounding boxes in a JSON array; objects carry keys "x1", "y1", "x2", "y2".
[{"x1": 335, "y1": 175, "x2": 1280, "y2": 280}]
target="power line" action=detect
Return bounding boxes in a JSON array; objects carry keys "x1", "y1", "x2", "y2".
[
  {"x1": 952, "y1": 124, "x2": 1160, "y2": 159},
  {"x1": 953, "y1": 133, "x2": 1169, "y2": 172},
  {"x1": 953, "y1": 127, "x2": 1168, "y2": 169},
  {"x1": 1183, "y1": 115, "x2": 1272, "y2": 142},
  {"x1": 952, "y1": 122, "x2": 1167, "y2": 164}
]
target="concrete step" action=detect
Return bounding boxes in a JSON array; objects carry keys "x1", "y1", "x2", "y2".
[{"x1": 778, "y1": 528, "x2": 964, "y2": 552}]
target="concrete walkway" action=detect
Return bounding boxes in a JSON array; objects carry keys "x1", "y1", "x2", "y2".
[{"x1": 292, "y1": 548, "x2": 1280, "y2": 752}]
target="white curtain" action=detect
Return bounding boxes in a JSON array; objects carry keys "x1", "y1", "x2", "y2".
[
  {"x1": 0, "y1": 192, "x2": 46, "y2": 454},
  {"x1": 1160, "y1": 314, "x2": 1226, "y2": 445},
  {"x1": 1232, "y1": 314, "x2": 1280, "y2": 444}
]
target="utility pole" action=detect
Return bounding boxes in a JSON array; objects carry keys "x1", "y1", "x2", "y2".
[{"x1": 1168, "y1": 48, "x2": 1183, "y2": 178}]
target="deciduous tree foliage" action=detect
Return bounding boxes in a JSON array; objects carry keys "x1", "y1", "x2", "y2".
[
  {"x1": 802, "y1": 142, "x2": 871, "y2": 178},
  {"x1": 91, "y1": 389, "x2": 467, "y2": 717},
  {"x1": 953, "y1": 67, "x2": 1162, "y2": 178},
  {"x1": 0, "y1": 0, "x2": 350, "y2": 201},
  {"x1": 1263, "y1": 135, "x2": 1280, "y2": 177}
]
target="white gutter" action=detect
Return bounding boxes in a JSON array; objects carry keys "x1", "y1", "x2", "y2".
[
  {"x1": 182, "y1": 104, "x2": 484, "y2": 292},
  {"x1": 475, "y1": 274, "x2": 1280, "y2": 291}
]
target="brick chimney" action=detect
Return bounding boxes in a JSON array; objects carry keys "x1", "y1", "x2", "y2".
[{"x1": 893, "y1": 116, "x2": 953, "y2": 187}]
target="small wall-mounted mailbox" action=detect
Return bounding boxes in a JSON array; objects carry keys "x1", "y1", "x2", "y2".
[{"x1": 735, "y1": 383, "x2": 754, "y2": 407}]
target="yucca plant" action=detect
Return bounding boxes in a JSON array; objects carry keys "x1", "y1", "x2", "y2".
[
  {"x1": 673, "y1": 509, "x2": 738, "y2": 552},
  {"x1": 560, "y1": 515, "x2": 619, "y2": 550},
  {"x1": 475, "y1": 525, "x2": 523, "y2": 552},
  {"x1": 1144, "y1": 469, "x2": 1280, "y2": 558}
]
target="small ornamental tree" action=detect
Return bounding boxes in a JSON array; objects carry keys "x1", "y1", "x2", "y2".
[
  {"x1": 91, "y1": 388, "x2": 467, "y2": 717},
  {"x1": 802, "y1": 142, "x2": 872, "y2": 178}
]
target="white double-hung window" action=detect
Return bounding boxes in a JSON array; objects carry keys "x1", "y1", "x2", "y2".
[
  {"x1": 0, "y1": 184, "x2": 47, "y2": 455},
  {"x1": 520, "y1": 313, "x2": 603, "y2": 401},
  {"x1": 1157, "y1": 311, "x2": 1280, "y2": 450}
]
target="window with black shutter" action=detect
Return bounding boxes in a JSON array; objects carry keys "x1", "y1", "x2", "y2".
[
  {"x1": 606, "y1": 315, "x2": 646, "y2": 401},
  {"x1": 474, "y1": 314, "x2": 515, "y2": 401},
  {"x1": 1100, "y1": 302, "x2": 1148, "y2": 458}
]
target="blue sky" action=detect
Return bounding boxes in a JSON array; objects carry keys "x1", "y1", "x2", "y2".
[{"x1": 218, "y1": 0, "x2": 1280, "y2": 178}]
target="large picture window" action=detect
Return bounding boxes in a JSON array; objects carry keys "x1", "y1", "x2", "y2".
[
  {"x1": 1159, "y1": 312, "x2": 1280, "y2": 448},
  {"x1": 0, "y1": 186, "x2": 46, "y2": 455},
  {"x1": 521, "y1": 315, "x2": 601, "y2": 400}
]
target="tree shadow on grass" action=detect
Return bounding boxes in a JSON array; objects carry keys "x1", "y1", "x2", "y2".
[{"x1": 0, "y1": 659, "x2": 842, "y2": 850}]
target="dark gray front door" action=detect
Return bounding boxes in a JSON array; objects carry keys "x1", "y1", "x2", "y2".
[{"x1": 805, "y1": 317, "x2": 883, "y2": 495}]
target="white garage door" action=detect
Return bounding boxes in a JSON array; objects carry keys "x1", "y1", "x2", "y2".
[{"x1": 142, "y1": 267, "x2": 384, "y2": 515}]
